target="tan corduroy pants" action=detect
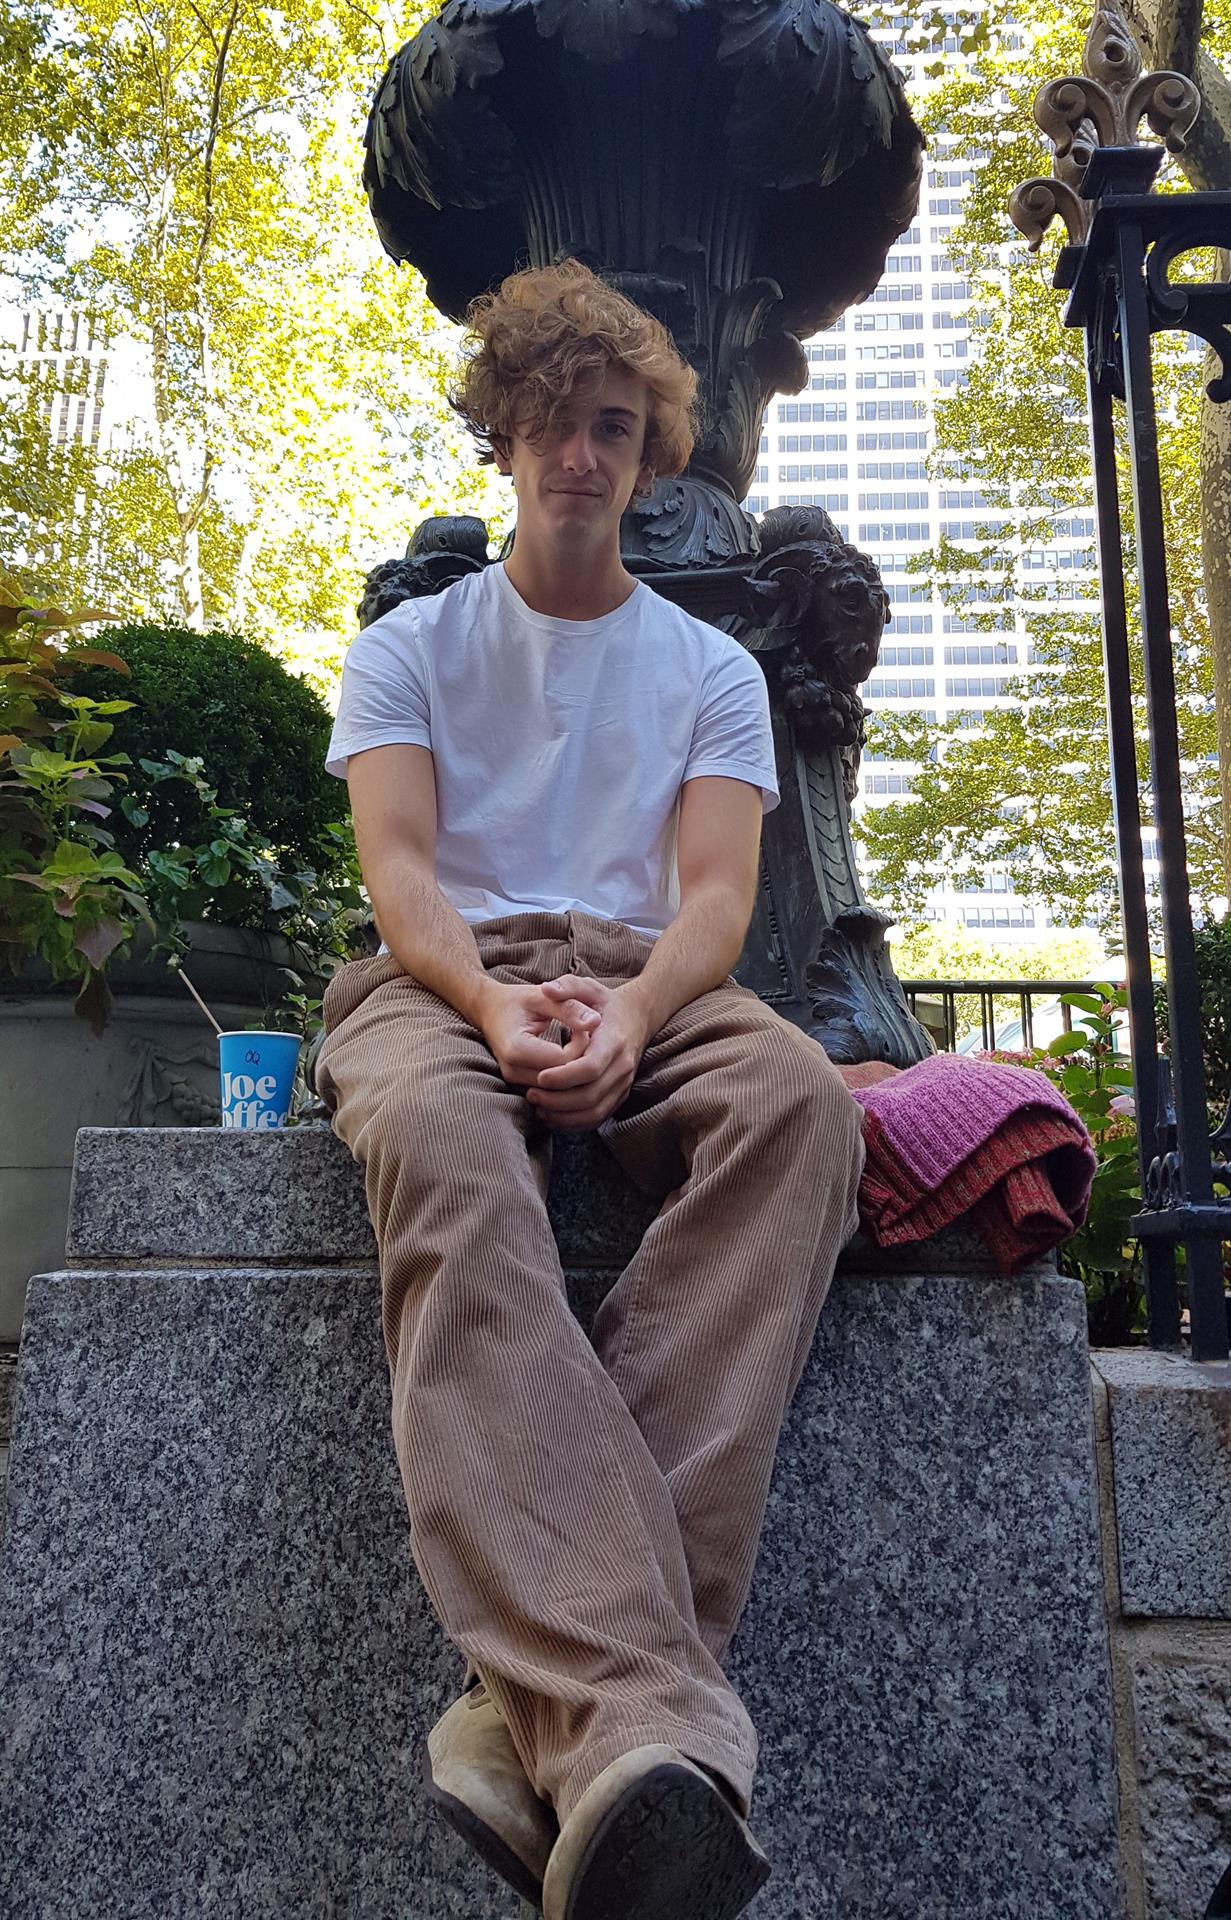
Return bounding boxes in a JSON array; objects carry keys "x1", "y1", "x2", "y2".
[{"x1": 316, "y1": 910, "x2": 864, "y2": 1825}]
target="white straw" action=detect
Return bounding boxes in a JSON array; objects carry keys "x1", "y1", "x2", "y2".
[{"x1": 171, "y1": 961, "x2": 224, "y2": 1036}]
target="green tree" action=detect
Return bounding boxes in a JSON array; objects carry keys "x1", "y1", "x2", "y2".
[
  {"x1": 852, "y1": 1, "x2": 1227, "y2": 938},
  {"x1": 0, "y1": 0, "x2": 506, "y2": 672}
]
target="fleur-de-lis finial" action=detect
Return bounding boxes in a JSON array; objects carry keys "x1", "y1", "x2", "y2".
[{"x1": 1008, "y1": 0, "x2": 1200, "y2": 253}]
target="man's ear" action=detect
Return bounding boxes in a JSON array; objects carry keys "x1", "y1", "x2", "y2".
[{"x1": 490, "y1": 433, "x2": 513, "y2": 476}]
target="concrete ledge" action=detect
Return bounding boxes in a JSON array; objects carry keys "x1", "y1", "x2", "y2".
[
  {"x1": 66, "y1": 1125, "x2": 1020, "y2": 1276},
  {"x1": 1092, "y1": 1350, "x2": 1231, "y2": 1618}
]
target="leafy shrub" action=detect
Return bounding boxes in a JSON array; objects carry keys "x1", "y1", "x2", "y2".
[
  {"x1": 128, "y1": 745, "x2": 363, "y2": 963},
  {"x1": 2, "y1": 597, "x2": 365, "y2": 1030},
  {"x1": 73, "y1": 622, "x2": 349, "y2": 900}
]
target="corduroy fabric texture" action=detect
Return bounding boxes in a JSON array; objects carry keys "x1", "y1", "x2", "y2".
[
  {"x1": 839, "y1": 1054, "x2": 1096, "y2": 1272},
  {"x1": 315, "y1": 909, "x2": 865, "y2": 1825}
]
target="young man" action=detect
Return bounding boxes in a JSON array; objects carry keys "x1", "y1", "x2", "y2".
[{"x1": 316, "y1": 260, "x2": 864, "y2": 1920}]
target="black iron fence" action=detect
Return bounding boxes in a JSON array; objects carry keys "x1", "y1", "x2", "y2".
[
  {"x1": 900, "y1": 978, "x2": 1127, "y2": 1056},
  {"x1": 1006, "y1": 14, "x2": 1230, "y2": 1360}
]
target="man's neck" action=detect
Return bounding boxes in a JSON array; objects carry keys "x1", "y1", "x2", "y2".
[{"x1": 502, "y1": 537, "x2": 638, "y2": 622}]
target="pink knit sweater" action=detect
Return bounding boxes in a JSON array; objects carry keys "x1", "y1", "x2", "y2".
[{"x1": 838, "y1": 1053, "x2": 1097, "y2": 1273}]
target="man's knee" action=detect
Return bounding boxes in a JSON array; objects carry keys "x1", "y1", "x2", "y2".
[
  {"x1": 734, "y1": 1021, "x2": 864, "y2": 1153},
  {"x1": 356, "y1": 1060, "x2": 522, "y2": 1185}
]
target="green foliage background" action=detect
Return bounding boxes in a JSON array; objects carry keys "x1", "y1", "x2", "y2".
[
  {"x1": 0, "y1": 0, "x2": 510, "y2": 680},
  {"x1": 74, "y1": 622, "x2": 349, "y2": 884}
]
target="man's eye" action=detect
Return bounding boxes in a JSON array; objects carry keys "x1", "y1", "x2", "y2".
[{"x1": 601, "y1": 422, "x2": 629, "y2": 437}]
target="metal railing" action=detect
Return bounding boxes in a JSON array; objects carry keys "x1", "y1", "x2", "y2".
[
  {"x1": 899, "y1": 978, "x2": 1126, "y2": 1055},
  {"x1": 1007, "y1": 14, "x2": 1228, "y2": 1360}
]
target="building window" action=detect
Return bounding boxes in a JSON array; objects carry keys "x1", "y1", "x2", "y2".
[
  {"x1": 858, "y1": 460, "x2": 926, "y2": 480},
  {"x1": 780, "y1": 432, "x2": 846, "y2": 452},
  {"x1": 941, "y1": 519, "x2": 1012, "y2": 541},
  {"x1": 853, "y1": 311, "x2": 925, "y2": 331},
  {"x1": 878, "y1": 638, "x2": 933, "y2": 660},
  {"x1": 778, "y1": 463, "x2": 848, "y2": 482},
  {"x1": 856, "y1": 429, "x2": 929, "y2": 450},
  {"x1": 859, "y1": 490, "x2": 929, "y2": 510},
  {"x1": 943, "y1": 642, "x2": 1017, "y2": 665},
  {"x1": 945, "y1": 675, "x2": 1015, "y2": 698},
  {"x1": 856, "y1": 399, "x2": 927, "y2": 420},
  {"x1": 858, "y1": 521, "x2": 931, "y2": 541},
  {"x1": 779, "y1": 401, "x2": 846, "y2": 422}
]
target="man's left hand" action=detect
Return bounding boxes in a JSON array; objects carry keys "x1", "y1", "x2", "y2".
[{"x1": 527, "y1": 976, "x2": 652, "y2": 1130}]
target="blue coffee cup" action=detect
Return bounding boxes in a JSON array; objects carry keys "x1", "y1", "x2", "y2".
[{"x1": 218, "y1": 1031, "x2": 302, "y2": 1130}]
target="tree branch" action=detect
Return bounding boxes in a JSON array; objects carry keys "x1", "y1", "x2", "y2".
[{"x1": 191, "y1": 1, "x2": 239, "y2": 289}]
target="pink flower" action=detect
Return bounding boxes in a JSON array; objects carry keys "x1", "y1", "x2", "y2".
[{"x1": 1109, "y1": 1093, "x2": 1136, "y2": 1118}]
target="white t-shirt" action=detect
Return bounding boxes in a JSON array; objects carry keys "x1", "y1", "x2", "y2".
[{"x1": 325, "y1": 560, "x2": 779, "y2": 938}]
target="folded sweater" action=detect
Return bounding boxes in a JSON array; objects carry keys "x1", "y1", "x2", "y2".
[{"x1": 837, "y1": 1053, "x2": 1097, "y2": 1273}]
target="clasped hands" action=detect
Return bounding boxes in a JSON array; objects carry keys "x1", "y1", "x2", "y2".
[{"x1": 477, "y1": 974, "x2": 651, "y2": 1131}]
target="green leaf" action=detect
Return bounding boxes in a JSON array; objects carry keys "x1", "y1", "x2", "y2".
[
  {"x1": 73, "y1": 916, "x2": 129, "y2": 968},
  {"x1": 146, "y1": 849, "x2": 191, "y2": 888},
  {"x1": 49, "y1": 839, "x2": 102, "y2": 874},
  {"x1": 1047, "y1": 1030, "x2": 1088, "y2": 1057}
]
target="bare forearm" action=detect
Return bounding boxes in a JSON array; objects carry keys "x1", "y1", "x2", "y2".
[
  {"x1": 365, "y1": 856, "x2": 493, "y2": 1026},
  {"x1": 622, "y1": 884, "x2": 751, "y2": 1038}
]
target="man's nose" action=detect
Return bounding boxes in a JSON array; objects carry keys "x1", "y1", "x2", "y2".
[{"x1": 559, "y1": 429, "x2": 598, "y2": 473}]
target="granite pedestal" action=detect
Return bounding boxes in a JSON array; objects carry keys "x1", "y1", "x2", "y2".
[{"x1": 0, "y1": 1127, "x2": 1123, "y2": 1918}]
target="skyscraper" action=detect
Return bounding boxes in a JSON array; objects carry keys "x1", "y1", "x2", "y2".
[{"x1": 745, "y1": 21, "x2": 1102, "y2": 942}]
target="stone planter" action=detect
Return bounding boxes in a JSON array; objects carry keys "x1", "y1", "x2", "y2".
[{"x1": 0, "y1": 921, "x2": 320, "y2": 1341}]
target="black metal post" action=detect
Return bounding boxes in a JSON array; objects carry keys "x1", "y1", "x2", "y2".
[
  {"x1": 1086, "y1": 362, "x2": 1181, "y2": 1348},
  {"x1": 1114, "y1": 216, "x2": 1227, "y2": 1360}
]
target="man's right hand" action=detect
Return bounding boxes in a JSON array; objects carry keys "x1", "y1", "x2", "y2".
[{"x1": 474, "y1": 979, "x2": 601, "y2": 1089}]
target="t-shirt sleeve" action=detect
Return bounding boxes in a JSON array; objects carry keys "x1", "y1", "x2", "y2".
[
  {"x1": 324, "y1": 606, "x2": 432, "y2": 779},
  {"x1": 683, "y1": 646, "x2": 780, "y2": 815}
]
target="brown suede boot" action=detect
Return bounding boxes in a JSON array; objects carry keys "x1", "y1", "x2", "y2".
[
  {"x1": 423, "y1": 1680, "x2": 558, "y2": 1907},
  {"x1": 541, "y1": 1745, "x2": 771, "y2": 1920}
]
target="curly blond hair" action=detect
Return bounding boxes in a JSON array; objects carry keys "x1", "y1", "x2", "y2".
[{"x1": 449, "y1": 260, "x2": 698, "y2": 486}]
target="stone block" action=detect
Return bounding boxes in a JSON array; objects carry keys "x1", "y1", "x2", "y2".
[
  {"x1": 0, "y1": 1251, "x2": 1122, "y2": 1918},
  {"x1": 1132, "y1": 1656, "x2": 1231, "y2": 1920},
  {"x1": 1092, "y1": 1350, "x2": 1231, "y2": 1618},
  {"x1": 66, "y1": 1125, "x2": 1009, "y2": 1277},
  {"x1": 66, "y1": 1125, "x2": 379, "y2": 1266}
]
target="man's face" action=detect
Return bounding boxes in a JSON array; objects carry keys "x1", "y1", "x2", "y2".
[{"x1": 493, "y1": 362, "x2": 654, "y2": 549}]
